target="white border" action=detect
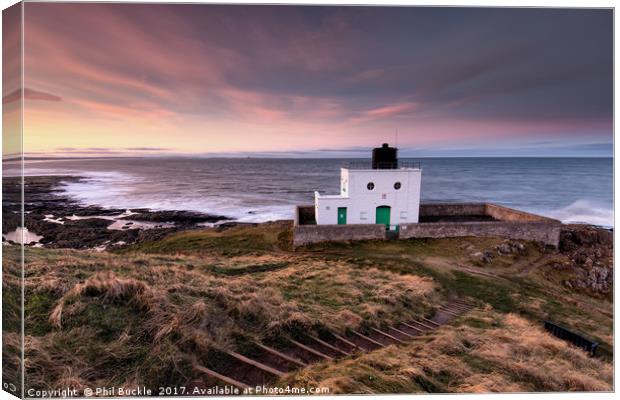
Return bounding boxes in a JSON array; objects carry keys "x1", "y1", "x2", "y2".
[{"x1": 0, "y1": 2, "x2": 615, "y2": 400}]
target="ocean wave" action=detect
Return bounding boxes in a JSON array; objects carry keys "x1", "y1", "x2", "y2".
[
  {"x1": 545, "y1": 200, "x2": 614, "y2": 227},
  {"x1": 59, "y1": 173, "x2": 138, "y2": 209},
  {"x1": 57, "y1": 170, "x2": 295, "y2": 222}
]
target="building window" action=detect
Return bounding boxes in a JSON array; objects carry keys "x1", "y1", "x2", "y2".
[
  {"x1": 367, "y1": 182, "x2": 375, "y2": 190},
  {"x1": 360, "y1": 211, "x2": 368, "y2": 220},
  {"x1": 326, "y1": 206, "x2": 331, "y2": 210},
  {"x1": 400, "y1": 211, "x2": 408, "y2": 219},
  {"x1": 394, "y1": 182, "x2": 402, "y2": 190}
]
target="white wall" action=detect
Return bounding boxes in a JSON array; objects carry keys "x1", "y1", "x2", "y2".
[{"x1": 315, "y1": 168, "x2": 421, "y2": 226}]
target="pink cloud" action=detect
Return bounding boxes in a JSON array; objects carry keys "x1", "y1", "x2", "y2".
[{"x1": 365, "y1": 102, "x2": 419, "y2": 118}]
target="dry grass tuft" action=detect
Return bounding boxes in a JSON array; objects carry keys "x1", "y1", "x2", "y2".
[
  {"x1": 465, "y1": 313, "x2": 612, "y2": 392},
  {"x1": 2, "y1": 332, "x2": 22, "y2": 387},
  {"x1": 50, "y1": 272, "x2": 153, "y2": 328}
]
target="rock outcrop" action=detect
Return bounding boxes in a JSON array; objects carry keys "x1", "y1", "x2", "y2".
[{"x1": 550, "y1": 225, "x2": 613, "y2": 297}]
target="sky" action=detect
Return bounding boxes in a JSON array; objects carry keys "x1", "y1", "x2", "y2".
[{"x1": 5, "y1": 4, "x2": 614, "y2": 157}]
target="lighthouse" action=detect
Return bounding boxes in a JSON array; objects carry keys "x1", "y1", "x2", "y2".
[{"x1": 314, "y1": 144, "x2": 422, "y2": 230}]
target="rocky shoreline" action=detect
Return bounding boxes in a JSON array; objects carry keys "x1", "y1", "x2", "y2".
[{"x1": 2, "y1": 176, "x2": 233, "y2": 250}]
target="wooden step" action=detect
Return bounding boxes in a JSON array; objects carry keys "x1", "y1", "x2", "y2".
[
  {"x1": 453, "y1": 299, "x2": 474, "y2": 306},
  {"x1": 444, "y1": 308, "x2": 469, "y2": 314},
  {"x1": 401, "y1": 322, "x2": 425, "y2": 333},
  {"x1": 410, "y1": 335, "x2": 436, "y2": 340},
  {"x1": 420, "y1": 317, "x2": 441, "y2": 327},
  {"x1": 223, "y1": 350, "x2": 285, "y2": 377},
  {"x1": 439, "y1": 308, "x2": 461, "y2": 317},
  {"x1": 388, "y1": 326, "x2": 415, "y2": 339},
  {"x1": 371, "y1": 327, "x2": 405, "y2": 344},
  {"x1": 288, "y1": 339, "x2": 333, "y2": 360},
  {"x1": 307, "y1": 334, "x2": 351, "y2": 357},
  {"x1": 409, "y1": 320, "x2": 435, "y2": 330},
  {"x1": 446, "y1": 304, "x2": 471, "y2": 310},
  {"x1": 252, "y1": 342, "x2": 307, "y2": 368},
  {"x1": 194, "y1": 365, "x2": 250, "y2": 389},
  {"x1": 350, "y1": 330, "x2": 386, "y2": 348},
  {"x1": 332, "y1": 332, "x2": 367, "y2": 352}
]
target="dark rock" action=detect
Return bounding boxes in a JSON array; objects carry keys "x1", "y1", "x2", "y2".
[
  {"x1": 2, "y1": 176, "x2": 232, "y2": 250},
  {"x1": 495, "y1": 241, "x2": 526, "y2": 256},
  {"x1": 121, "y1": 210, "x2": 229, "y2": 225},
  {"x1": 555, "y1": 224, "x2": 613, "y2": 297},
  {"x1": 497, "y1": 243, "x2": 512, "y2": 255}
]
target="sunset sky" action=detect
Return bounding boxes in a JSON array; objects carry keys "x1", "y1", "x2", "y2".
[{"x1": 9, "y1": 4, "x2": 614, "y2": 157}]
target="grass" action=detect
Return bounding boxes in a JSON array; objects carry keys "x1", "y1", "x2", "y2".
[
  {"x1": 118, "y1": 221, "x2": 291, "y2": 256},
  {"x1": 3, "y1": 223, "x2": 613, "y2": 394},
  {"x1": 280, "y1": 310, "x2": 612, "y2": 393}
]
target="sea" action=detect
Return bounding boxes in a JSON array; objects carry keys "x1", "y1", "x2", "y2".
[{"x1": 7, "y1": 157, "x2": 614, "y2": 227}]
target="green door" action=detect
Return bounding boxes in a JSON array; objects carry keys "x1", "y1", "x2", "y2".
[
  {"x1": 337, "y1": 207, "x2": 347, "y2": 224},
  {"x1": 376, "y1": 206, "x2": 391, "y2": 228}
]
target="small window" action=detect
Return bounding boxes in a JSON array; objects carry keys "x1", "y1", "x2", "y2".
[
  {"x1": 367, "y1": 182, "x2": 375, "y2": 190},
  {"x1": 400, "y1": 211, "x2": 408, "y2": 219},
  {"x1": 394, "y1": 182, "x2": 402, "y2": 190},
  {"x1": 360, "y1": 211, "x2": 368, "y2": 220},
  {"x1": 326, "y1": 206, "x2": 331, "y2": 210}
]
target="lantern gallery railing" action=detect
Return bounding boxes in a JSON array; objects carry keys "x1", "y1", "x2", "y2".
[{"x1": 344, "y1": 160, "x2": 421, "y2": 170}]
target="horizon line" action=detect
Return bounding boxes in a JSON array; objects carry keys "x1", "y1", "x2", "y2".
[{"x1": 3, "y1": 154, "x2": 614, "y2": 162}]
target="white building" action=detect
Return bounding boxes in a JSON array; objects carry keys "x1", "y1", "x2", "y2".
[{"x1": 314, "y1": 144, "x2": 421, "y2": 230}]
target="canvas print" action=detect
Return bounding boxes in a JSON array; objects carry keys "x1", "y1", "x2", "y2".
[{"x1": 2, "y1": 2, "x2": 614, "y2": 397}]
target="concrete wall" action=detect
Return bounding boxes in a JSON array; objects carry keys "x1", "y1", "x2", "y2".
[
  {"x1": 293, "y1": 223, "x2": 386, "y2": 247},
  {"x1": 399, "y1": 220, "x2": 561, "y2": 247},
  {"x1": 403, "y1": 203, "x2": 561, "y2": 246},
  {"x1": 485, "y1": 203, "x2": 551, "y2": 222},
  {"x1": 420, "y1": 203, "x2": 487, "y2": 217}
]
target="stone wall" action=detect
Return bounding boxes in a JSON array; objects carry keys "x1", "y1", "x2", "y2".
[
  {"x1": 485, "y1": 203, "x2": 549, "y2": 222},
  {"x1": 293, "y1": 224, "x2": 386, "y2": 247},
  {"x1": 399, "y1": 220, "x2": 562, "y2": 247},
  {"x1": 420, "y1": 203, "x2": 487, "y2": 217},
  {"x1": 293, "y1": 202, "x2": 563, "y2": 247}
]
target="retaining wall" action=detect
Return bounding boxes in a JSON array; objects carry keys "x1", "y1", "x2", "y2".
[
  {"x1": 399, "y1": 220, "x2": 561, "y2": 247},
  {"x1": 293, "y1": 202, "x2": 562, "y2": 247},
  {"x1": 293, "y1": 224, "x2": 386, "y2": 247},
  {"x1": 420, "y1": 203, "x2": 487, "y2": 217},
  {"x1": 484, "y1": 203, "x2": 548, "y2": 222}
]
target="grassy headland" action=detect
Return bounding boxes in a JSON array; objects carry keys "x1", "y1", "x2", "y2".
[{"x1": 5, "y1": 221, "x2": 613, "y2": 393}]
